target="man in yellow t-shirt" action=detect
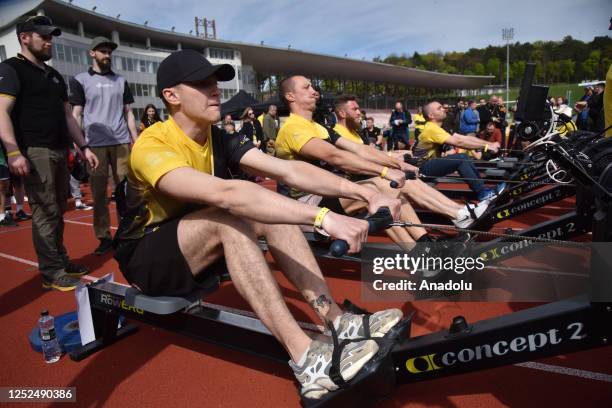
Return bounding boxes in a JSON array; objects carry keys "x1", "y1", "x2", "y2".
[
  {"x1": 114, "y1": 50, "x2": 404, "y2": 400},
  {"x1": 414, "y1": 101, "x2": 505, "y2": 201},
  {"x1": 331, "y1": 94, "x2": 491, "y2": 228},
  {"x1": 412, "y1": 106, "x2": 426, "y2": 145}
]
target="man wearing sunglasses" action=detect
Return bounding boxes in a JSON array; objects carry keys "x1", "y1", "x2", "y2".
[{"x1": 0, "y1": 15, "x2": 99, "y2": 291}]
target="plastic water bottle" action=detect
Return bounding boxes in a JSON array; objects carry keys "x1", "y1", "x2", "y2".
[{"x1": 38, "y1": 310, "x2": 61, "y2": 363}]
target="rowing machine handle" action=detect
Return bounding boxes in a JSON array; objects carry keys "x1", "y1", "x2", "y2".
[
  {"x1": 389, "y1": 170, "x2": 417, "y2": 188},
  {"x1": 330, "y1": 207, "x2": 393, "y2": 257}
]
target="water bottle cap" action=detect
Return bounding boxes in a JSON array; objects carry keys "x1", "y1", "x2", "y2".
[{"x1": 40, "y1": 310, "x2": 49, "y2": 316}]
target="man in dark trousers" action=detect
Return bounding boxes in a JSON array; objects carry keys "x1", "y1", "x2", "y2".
[
  {"x1": 389, "y1": 101, "x2": 411, "y2": 150},
  {"x1": 0, "y1": 15, "x2": 99, "y2": 291},
  {"x1": 70, "y1": 37, "x2": 139, "y2": 256}
]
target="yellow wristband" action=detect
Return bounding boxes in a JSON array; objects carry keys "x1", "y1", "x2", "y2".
[
  {"x1": 7, "y1": 150, "x2": 22, "y2": 158},
  {"x1": 380, "y1": 166, "x2": 389, "y2": 178},
  {"x1": 484, "y1": 144, "x2": 489, "y2": 152},
  {"x1": 314, "y1": 207, "x2": 330, "y2": 229}
]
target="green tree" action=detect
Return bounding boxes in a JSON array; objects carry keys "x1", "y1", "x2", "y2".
[
  {"x1": 472, "y1": 62, "x2": 485, "y2": 75},
  {"x1": 558, "y1": 59, "x2": 575, "y2": 83},
  {"x1": 486, "y1": 57, "x2": 501, "y2": 81}
]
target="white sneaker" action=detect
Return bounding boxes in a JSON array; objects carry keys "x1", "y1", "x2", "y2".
[
  {"x1": 333, "y1": 309, "x2": 403, "y2": 340},
  {"x1": 75, "y1": 202, "x2": 93, "y2": 211},
  {"x1": 289, "y1": 339, "x2": 379, "y2": 399},
  {"x1": 452, "y1": 201, "x2": 489, "y2": 229}
]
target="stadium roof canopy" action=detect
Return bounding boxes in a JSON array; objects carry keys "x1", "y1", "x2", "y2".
[{"x1": 1, "y1": 0, "x2": 494, "y2": 89}]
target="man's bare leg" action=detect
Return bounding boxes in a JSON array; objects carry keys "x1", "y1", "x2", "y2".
[
  {"x1": 251, "y1": 222, "x2": 344, "y2": 322},
  {"x1": 177, "y1": 208, "x2": 311, "y2": 363},
  {"x1": 400, "y1": 180, "x2": 462, "y2": 219}
]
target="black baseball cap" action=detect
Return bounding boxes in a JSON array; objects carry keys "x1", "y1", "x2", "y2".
[
  {"x1": 157, "y1": 50, "x2": 235, "y2": 97},
  {"x1": 16, "y1": 15, "x2": 61, "y2": 36}
]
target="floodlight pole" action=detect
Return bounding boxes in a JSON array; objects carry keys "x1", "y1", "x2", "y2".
[{"x1": 502, "y1": 28, "x2": 514, "y2": 104}]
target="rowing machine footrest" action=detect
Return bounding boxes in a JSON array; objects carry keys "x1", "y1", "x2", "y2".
[
  {"x1": 300, "y1": 315, "x2": 412, "y2": 407},
  {"x1": 484, "y1": 168, "x2": 507, "y2": 178},
  {"x1": 125, "y1": 276, "x2": 220, "y2": 315}
]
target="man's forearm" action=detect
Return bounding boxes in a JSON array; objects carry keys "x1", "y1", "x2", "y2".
[
  {"x1": 452, "y1": 133, "x2": 489, "y2": 149},
  {"x1": 328, "y1": 149, "x2": 386, "y2": 177},
  {"x1": 126, "y1": 109, "x2": 138, "y2": 141},
  {"x1": 0, "y1": 111, "x2": 20, "y2": 153},
  {"x1": 356, "y1": 144, "x2": 402, "y2": 169},
  {"x1": 161, "y1": 169, "x2": 321, "y2": 225},
  {"x1": 281, "y1": 160, "x2": 375, "y2": 203},
  {"x1": 66, "y1": 113, "x2": 87, "y2": 147}
]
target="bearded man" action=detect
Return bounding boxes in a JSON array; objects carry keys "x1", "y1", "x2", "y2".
[
  {"x1": 70, "y1": 37, "x2": 139, "y2": 256},
  {"x1": 0, "y1": 15, "x2": 99, "y2": 290}
]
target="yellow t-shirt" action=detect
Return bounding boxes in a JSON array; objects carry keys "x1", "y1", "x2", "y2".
[
  {"x1": 275, "y1": 113, "x2": 330, "y2": 161},
  {"x1": 127, "y1": 117, "x2": 213, "y2": 236},
  {"x1": 257, "y1": 113, "x2": 264, "y2": 126},
  {"x1": 275, "y1": 113, "x2": 332, "y2": 198},
  {"x1": 333, "y1": 123, "x2": 364, "y2": 144},
  {"x1": 413, "y1": 113, "x2": 426, "y2": 131},
  {"x1": 415, "y1": 121, "x2": 450, "y2": 159}
]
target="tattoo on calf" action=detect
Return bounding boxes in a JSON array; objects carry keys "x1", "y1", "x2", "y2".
[{"x1": 310, "y1": 294, "x2": 333, "y2": 317}]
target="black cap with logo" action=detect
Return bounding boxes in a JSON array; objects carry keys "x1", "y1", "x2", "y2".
[
  {"x1": 16, "y1": 15, "x2": 61, "y2": 37},
  {"x1": 156, "y1": 50, "x2": 235, "y2": 98}
]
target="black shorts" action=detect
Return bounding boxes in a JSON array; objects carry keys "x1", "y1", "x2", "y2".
[{"x1": 114, "y1": 218, "x2": 227, "y2": 296}]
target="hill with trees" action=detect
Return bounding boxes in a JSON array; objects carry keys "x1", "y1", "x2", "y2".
[{"x1": 374, "y1": 36, "x2": 611, "y2": 85}]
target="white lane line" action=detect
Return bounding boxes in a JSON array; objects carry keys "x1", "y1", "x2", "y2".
[
  {"x1": 0, "y1": 212, "x2": 97, "y2": 235},
  {"x1": 515, "y1": 361, "x2": 612, "y2": 383},
  {"x1": 0, "y1": 252, "x2": 100, "y2": 282},
  {"x1": 0, "y1": 252, "x2": 38, "y2": 267}
]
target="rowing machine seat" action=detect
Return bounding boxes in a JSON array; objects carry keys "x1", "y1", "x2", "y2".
[{"x1": 124, "y1": 275, "x2": 220, "y2": 315}]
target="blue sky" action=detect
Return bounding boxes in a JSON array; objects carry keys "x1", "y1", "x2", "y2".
[{"x1": 70, "y1": 0, "x2": 609, "y2": 59}]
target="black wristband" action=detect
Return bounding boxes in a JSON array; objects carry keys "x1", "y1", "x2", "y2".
[{"x1": 79, "y1": 144, "x2": 90, "y2": 152}]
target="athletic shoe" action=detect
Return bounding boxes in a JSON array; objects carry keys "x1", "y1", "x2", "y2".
[
  {"x1": 94, "y1": 238, "x2": 113, "y2": 256},
  {"x1": 495, "y1": 182, "x2": 507, "y2": 195},
  {"x1": 14, "y1": 209, "x2": 31, "y2": 221},
  {"x1": 333, "y1": 308, "x2": 403, "y2": 340},
  {"x1": 289, "y1": 339, "x2": 379, "y2": 399},
  {"x1": 0, "y1": 213, "x2": 18, "y2": 227},
  {"x1": 452, "y1": 201, "x2": 489, "y2": 229},
  {"x1": 42, "y1": 275, "x2": 81, "y2": 291},
  {"x1": 75, "y1": 202, "x2": 93, "y2": 210},
  {"x1": 65, "y1": 262, "x2": 90, "y2": 277}
]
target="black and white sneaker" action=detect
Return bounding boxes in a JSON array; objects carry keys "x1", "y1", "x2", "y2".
[{"x1": 452, "y1": 201, "x2": 489, "y2": 229}]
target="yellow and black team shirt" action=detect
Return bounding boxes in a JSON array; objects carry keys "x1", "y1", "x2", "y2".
[
  {"x1": 276, "y1": 113, "x2": 342, "y2": 198},
  {"x1": 414, "y1": 121, "x2": 451, "y2": 160},
  {"x1": 333, "y1": 123, "x2": 364, "y2": 145},
  {"x1": 120, "y1": 116, "x2": 255, "y2": 240},
  {"x1": 275, "y1": 113, "x2": 332, "y2": 161}
]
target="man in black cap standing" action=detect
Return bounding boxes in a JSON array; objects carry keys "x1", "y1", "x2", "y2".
[
  {"x1": 70, "y1": 36, "x2": 138, "y2": 256},
  {"x1": 0, "y1": 15, "x2": 99, "y2": 291},
  {"x1": 114, "y1": 49, "x2": 404, "y2": 399}
]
